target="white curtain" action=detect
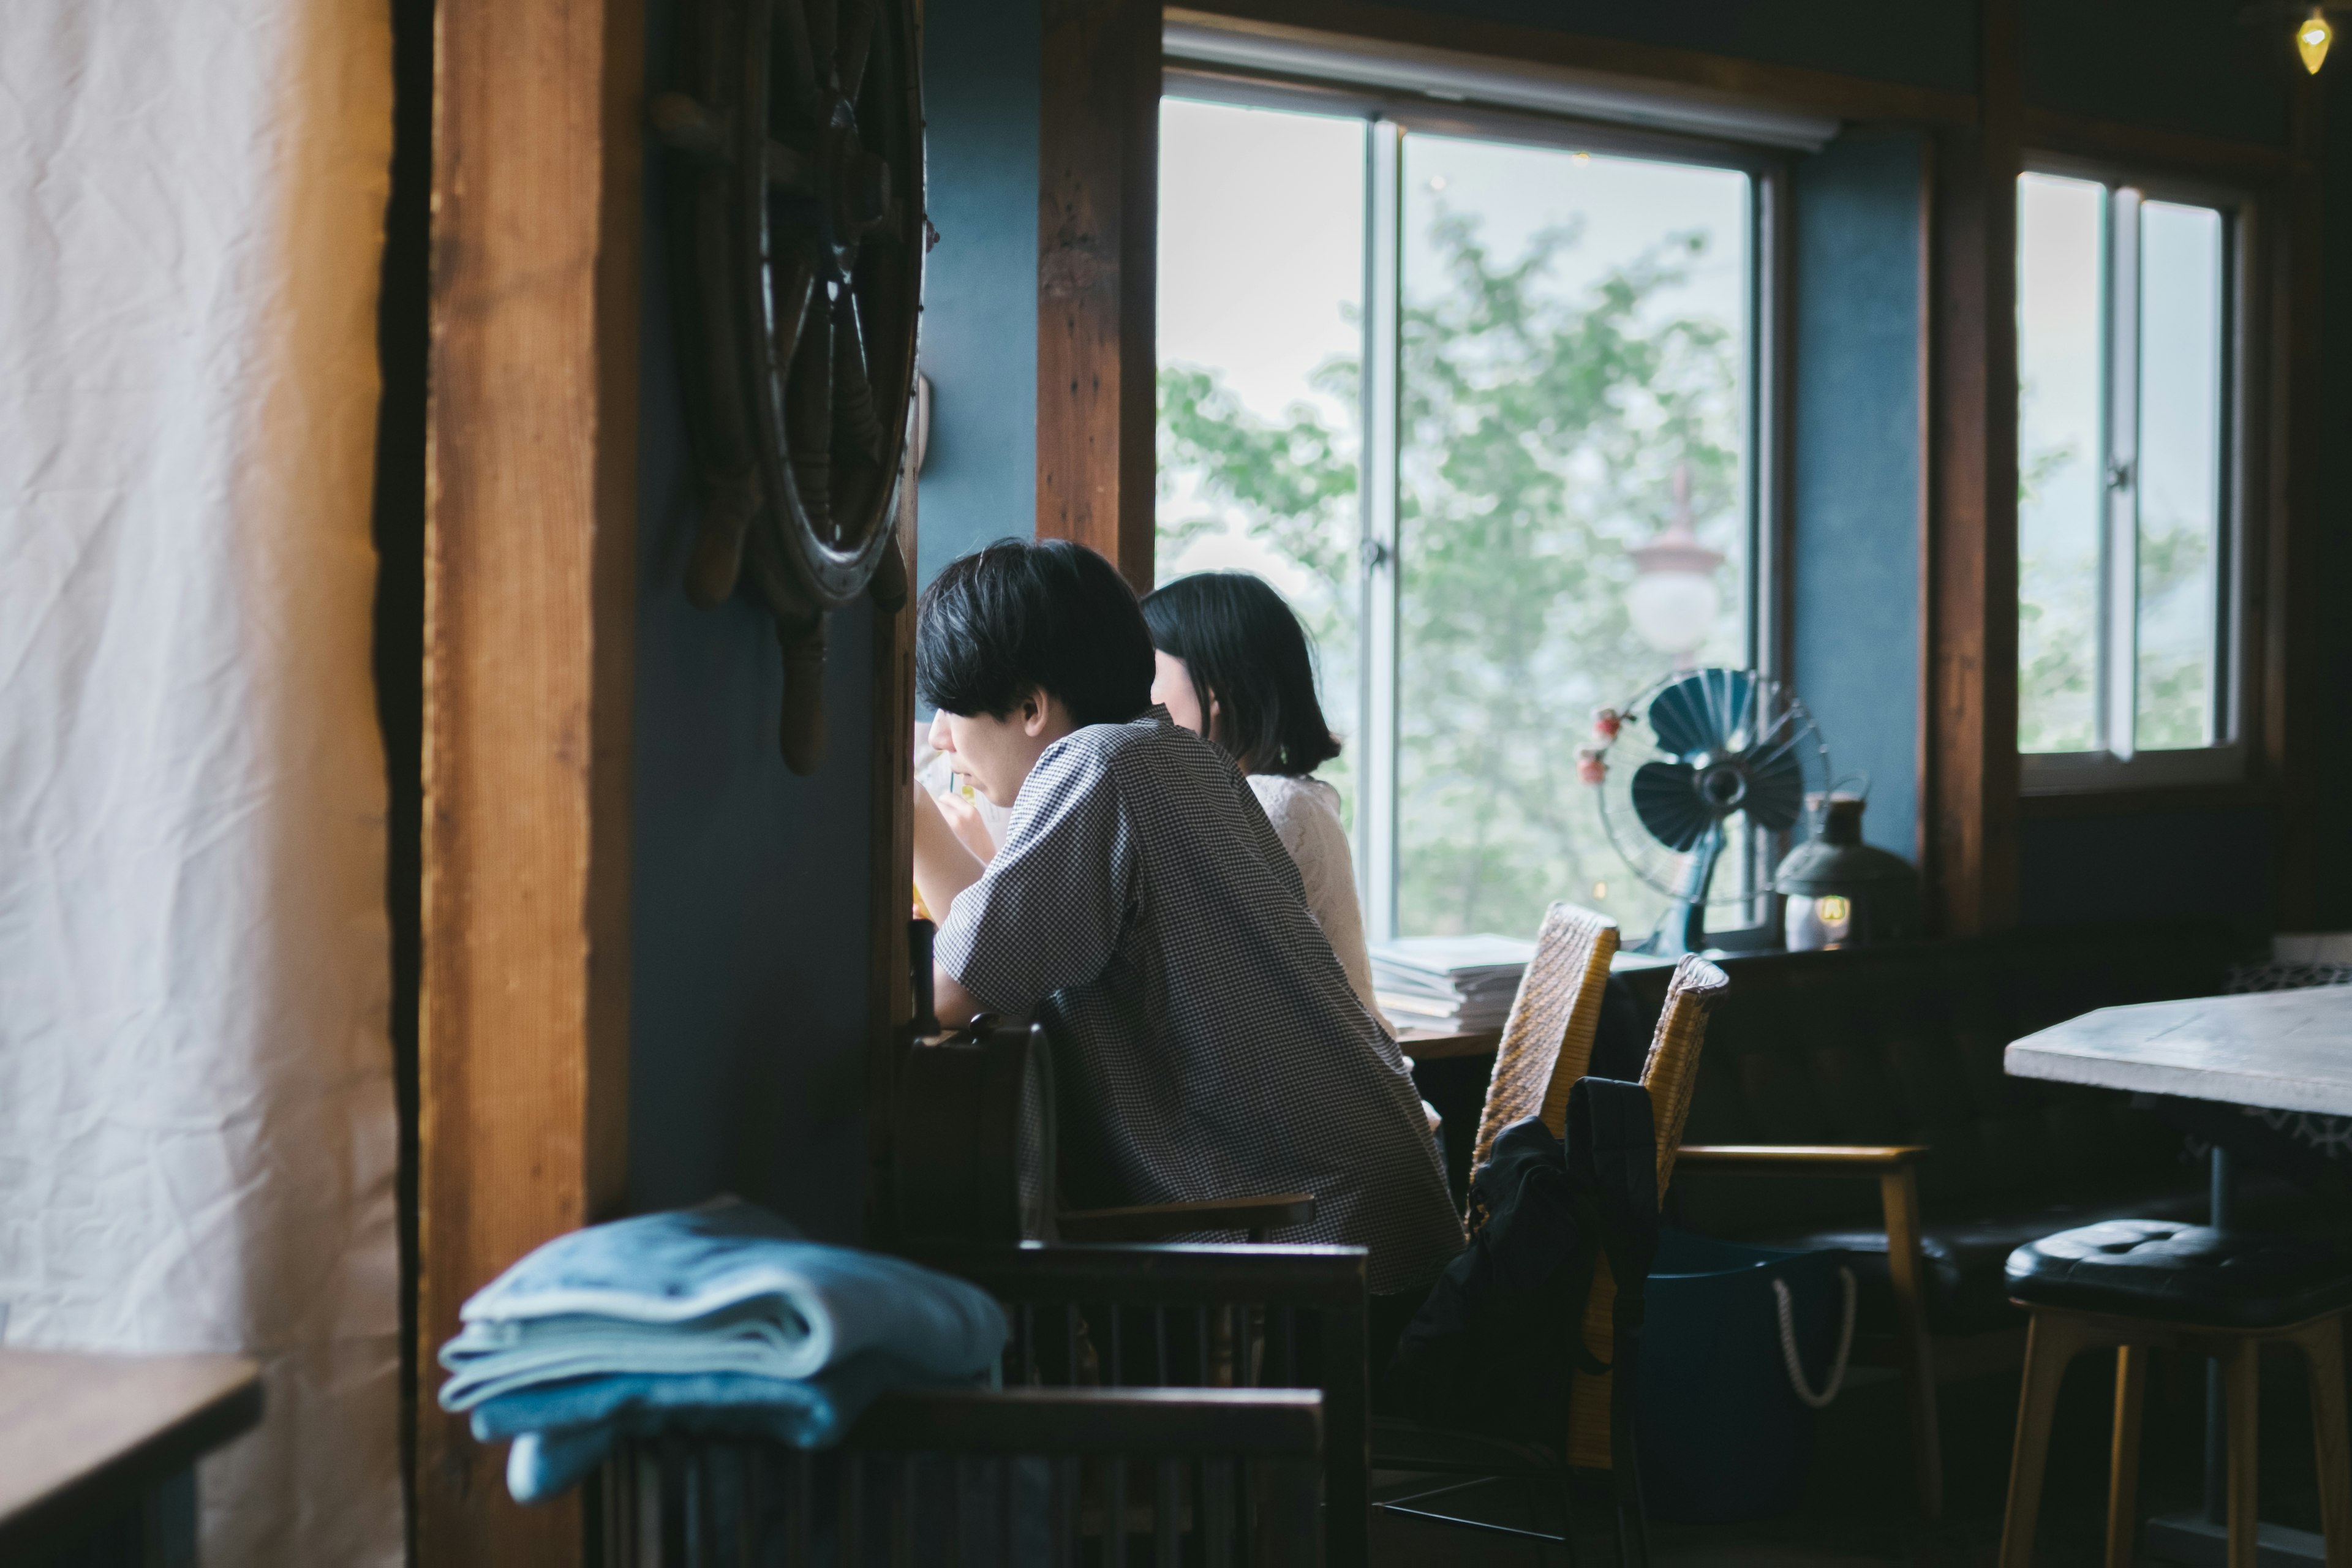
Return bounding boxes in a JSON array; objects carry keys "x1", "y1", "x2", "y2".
[{"x1": 0, "y1": 2, "x2": 401, "y2": 1563}]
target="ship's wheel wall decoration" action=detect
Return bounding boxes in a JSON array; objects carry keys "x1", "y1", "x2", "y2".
[{"x1": 653, "y1": 0, "x2": 924, "y2": 773}]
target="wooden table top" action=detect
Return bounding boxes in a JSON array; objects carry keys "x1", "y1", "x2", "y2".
[
  {"x1": 0, "y1": 1349, "x2": 262, "y2": 1552},
  {"x1": 1395, "y1": 1026, "x2": 1503, "y2": 1061},
  {"x1": 2004, "y1": 986, "x2": 2352, "y2": 1116}
]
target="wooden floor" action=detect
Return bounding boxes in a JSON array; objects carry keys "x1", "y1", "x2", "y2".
[{"x1": 1373, "y1": 1351, "x2": 2334, "y2": 1565}]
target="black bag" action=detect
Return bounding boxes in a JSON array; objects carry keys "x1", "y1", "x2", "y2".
[{"x1": 1385, "y1": 1076, "x2": 1659, "y2": 1459}]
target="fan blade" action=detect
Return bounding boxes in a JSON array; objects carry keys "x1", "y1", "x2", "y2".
[
  {"x1": 1740, "y1": 742, "x2": 1809, "y2": 832},
  {"x1": 1632, "y1": 761, "x2": 1713, "y2": 853},
  {"x1": 1646, "y1": 669, "x2": 1747, "y2": 758}
]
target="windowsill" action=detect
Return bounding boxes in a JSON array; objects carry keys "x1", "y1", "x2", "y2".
[
  {"x1": 2020, "y1": 742, "x2": 2247, "y2": 799},
  {"x1": 2016, "y1": 772, "x2": 2269, "y2": 820}
]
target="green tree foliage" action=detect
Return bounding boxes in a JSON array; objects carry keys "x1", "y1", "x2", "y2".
[{"x1": 1159, "y1": 211, "x2": 1745, "y2": 938}]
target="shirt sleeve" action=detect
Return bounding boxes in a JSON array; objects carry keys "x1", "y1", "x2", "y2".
[{"x1": 933, "y1": 738, "x2": 1136, "y2": 1016}]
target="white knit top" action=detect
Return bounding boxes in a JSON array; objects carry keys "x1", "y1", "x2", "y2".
[{"x1": 1246, "y1": 774, "x2": 1387, "y2": 1031}]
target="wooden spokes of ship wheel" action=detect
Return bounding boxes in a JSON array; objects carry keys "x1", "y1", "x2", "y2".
[{"x1": 653, "y1": 0, "x2": 924, "y2": 772}]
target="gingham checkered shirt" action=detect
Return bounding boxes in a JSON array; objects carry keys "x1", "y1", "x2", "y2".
[{"x1": 936, "y1": 708, "x2": 1466, "y2": 1295}]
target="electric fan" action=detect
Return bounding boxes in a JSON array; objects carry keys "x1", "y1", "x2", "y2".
[{"x1": 1584, "y1": 667, "x2": 1830, "y2": 956}]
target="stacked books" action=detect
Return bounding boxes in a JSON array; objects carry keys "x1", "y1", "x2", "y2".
[{"x1": 1370, "y1": 934, "x2": 1537, "y2": 1033}]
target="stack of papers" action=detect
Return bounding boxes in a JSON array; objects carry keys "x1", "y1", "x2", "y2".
[{"x1": 1370, "y1": 934, "x2": 1537, "y2": 1033}]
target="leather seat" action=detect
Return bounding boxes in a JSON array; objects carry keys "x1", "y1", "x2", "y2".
[
  {"x1": 1768, "y1": 1172, "x2": 2329, "y2": 1335},
  {"x1": 2007, "y1": 1218, "x2": 2352, "y2": 1330}
]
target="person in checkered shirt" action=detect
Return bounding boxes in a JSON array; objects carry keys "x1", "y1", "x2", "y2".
[{"x1": 910, "y1": 538, "x2": 1464, "y2": 1306}]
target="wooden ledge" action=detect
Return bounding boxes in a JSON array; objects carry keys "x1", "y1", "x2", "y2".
[
  {"x1": 1395, "y1": 1027, "x2": 1502, "y2": 1061},
  {"x1": 1677, "y1": 1144, "x2": 1929, "y2": 1172},
  {"x1": 1058, "y1": 1193, "x2": 1318, "y2": 1243}
]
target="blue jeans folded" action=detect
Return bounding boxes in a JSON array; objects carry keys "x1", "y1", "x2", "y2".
[
  {"x1": 439, "y1": 1199, "x2": 1006, "y2": 1412},
  {"x1": 485, "y1": 1354, "x2": 978, "y2": 1503}
]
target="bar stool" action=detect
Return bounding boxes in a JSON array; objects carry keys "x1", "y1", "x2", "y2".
[{"x1": 1997, "y1": 1218, "x2": 2352, "y2": 1568}]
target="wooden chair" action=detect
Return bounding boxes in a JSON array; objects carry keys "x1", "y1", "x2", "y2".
[
  {"x1": 1372, "y1": 951, "x2": 1729, "y2": 1562},
  {"x1": 911, "y1": 1242, "x2": 1374, "y2": 1567},
  {"x1": 1996, "y1": 1219, "x2": 2352, "y2": 1568},
  {"x1": 593, "y1": 1385, "x2": 1327, "y2": 1566},
  {"x1": 1668, "y1": 1141, "x2": 1940, "y2": 1517},
  {"x1": 893, "y1": 1017, "x2": 1316, "y2": 1248}
]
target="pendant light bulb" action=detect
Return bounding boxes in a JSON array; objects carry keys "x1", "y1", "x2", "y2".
[{"x1": 2298, "y1": 8, "x2": 2332, "y2": 75}]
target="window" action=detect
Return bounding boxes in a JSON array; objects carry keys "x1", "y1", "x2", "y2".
[
  {"x1": 1158, "y1": 88, "x2": 1774, "y2": 943},
  {"x1": 2016, "y1": 170, "x2": 2242, "y2": 789}
]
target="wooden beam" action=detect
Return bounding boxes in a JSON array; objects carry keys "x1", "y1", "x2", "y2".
[
  {"x1": 2019, "y1": 105, "x2": 2290, "y2": 179},
  {"x1": 417, "y1": 0, "x2": 643, "y2": 1558},
  {"x1": 1921, "y1": 0, "x2": 2021, "y2": 938},
  {"x1": 2266, "y1": 78, "x2": 2324, "y2": 929},
  {"x1": 1038, "y1": 0, "x2": 1162, "y2": 594},
  {"x1": 1167, "y1": 0, "x2": 1980, "y2": 129}
]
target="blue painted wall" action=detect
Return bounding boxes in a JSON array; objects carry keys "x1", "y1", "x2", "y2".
[
  {"x1": 628, "y1": 0, "x2": 876, "y2": 1240},
  {"x1": 1789, "y1": 130, "x2": 1926, "y2": 863},
  {"x1": 916, "y1": 0, "x2": 1042, "y2": 586}
]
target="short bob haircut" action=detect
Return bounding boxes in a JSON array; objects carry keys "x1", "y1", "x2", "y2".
[
  {"x1": 1140, "y1": 571, "x2": 1341, "y2": 777},
  {"x1": 915, "y1": 537, "x2": 1155, "y2": 726}
]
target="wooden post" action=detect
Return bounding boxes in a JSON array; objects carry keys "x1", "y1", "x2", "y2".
[
  {"x1": 416, "y1": 0, "x2": 644, "y2": 1559},
  {"x1": 1037, "y1": 0, "x2": 1161, "y2": 594},
  {"x1": 2266, "y1": 75, "x2": 2323, "y2": 930},
  {"x1": 870, "y1": 470, "x2": 918, "y2": 1242},
  {"x1": 1922, "y1": 0, "x2": 2021, "y2": 938}
]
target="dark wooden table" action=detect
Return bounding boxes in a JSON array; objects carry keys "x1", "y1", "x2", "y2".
[
  {"x1": 0, "y1": 1350, "x2": 262, "y2": 1567},
  {"x1": 1393, "y1": 1026, "x2": 1502, "y2": 1061}
]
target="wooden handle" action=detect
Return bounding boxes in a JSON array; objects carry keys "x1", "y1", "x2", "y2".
[{"x1": 776, "y1": 612, "x2": 829, "y2": 774}]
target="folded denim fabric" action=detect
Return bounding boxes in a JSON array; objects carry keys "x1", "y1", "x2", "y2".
[
  {"x1": 439, "y1": 1197, "x2": 1006, "y2": 1414},
  {"x1": 469, "y1": 1353, "x2": 927, "y2": 1446},
  {"x1": 486, "y1": 1354, "x2": 967, "y2": 1504},
  {"x1": 508, "y1": 1428, "x2": 616, "y2": 1506}
]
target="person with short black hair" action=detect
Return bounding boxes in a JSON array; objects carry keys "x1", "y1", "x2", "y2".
[
  {"x1": 911, "y1": 538, "x2": 1463, "y2": 1299},
  {"x1": 1141, "y1": 570, "x2": 1381, "y2": 1028}
]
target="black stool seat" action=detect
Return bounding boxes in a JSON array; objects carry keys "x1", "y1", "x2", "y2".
[{"x1": 2007, "y1": 1219, "x2": 2352, "y2": 1330}]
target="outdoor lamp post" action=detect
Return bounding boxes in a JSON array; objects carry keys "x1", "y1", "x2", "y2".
[{"x1": 1626, "y1": 462, "x2": 1724, "y2": 663}]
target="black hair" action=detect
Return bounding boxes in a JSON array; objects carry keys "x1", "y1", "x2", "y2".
[
  {"x1": 1139, "y1": 571, "x2": 1341, "y2": 777},
  {"x1": 914, "y1": 537, "x2": 1155, "y2": 726}
]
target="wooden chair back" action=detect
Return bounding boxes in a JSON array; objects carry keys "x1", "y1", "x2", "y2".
[
  {"x1": 911, "y1": 1242, "x2": 1371, "y2": 1567},
  {"x1": 1565, "y1": 952, "x2": 1730, "y2": 1472},
  {"x1": 1469, "y1": 903, "x2": 1620, "y2": 1178}
]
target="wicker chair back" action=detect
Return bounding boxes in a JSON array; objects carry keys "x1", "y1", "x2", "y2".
[{"x1": 1469, "y1": 903, "x2": 1620, "y2": 1182}]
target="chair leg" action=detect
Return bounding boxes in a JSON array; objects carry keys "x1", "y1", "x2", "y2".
[
  {"x1": 2292, "y1": 1314, "x2": 2352, "y2": 1568},
  {"x1": 2224, "y1": 1337, "x2": 2262, "y2": 1568},
  {"x1": 2001, "y1": 1310, "x2": 2089, "y2": 1568},
  {"x1": 2107, "y1": 1344, "x2": 2149, "y2": 1568},
  {"x1": 1881, "y1": 1167, "x2": 1944, "y2": 1521}
]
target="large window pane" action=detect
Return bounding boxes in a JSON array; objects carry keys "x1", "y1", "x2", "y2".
[
  {"x1": 2016, "y1": 172, "x2": 2105, "y2": 754},
  {"x1": 1396, "y1": 135, "x2": 1749, "y2": 938},
  {"x1": 1155, "y1": 97, "x2": 1366, "y2": 826},
  {"x1": 2135, "y1": 200, "x2": 2223, "y2": 750}
]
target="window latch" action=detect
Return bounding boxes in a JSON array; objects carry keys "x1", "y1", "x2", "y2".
[
  {"x1": 2106, "y1": 459, "x2": 2135, "y2": 492},
  {"x1": 1360, "y1": 538, "x2": 1392, "y2": 571}
]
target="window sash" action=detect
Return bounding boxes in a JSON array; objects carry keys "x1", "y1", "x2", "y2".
[
  {"x1": 1348, "y1": 110, "x2": 1779, "y2": 944},
  {"x1": 2018, "y1": 167, "x2": 2244, "y2": 793}
]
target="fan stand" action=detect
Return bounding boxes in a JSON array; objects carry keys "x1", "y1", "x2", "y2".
[{"x1": 1634, "y1": 822, "x2": 1725, "y2": 959}]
